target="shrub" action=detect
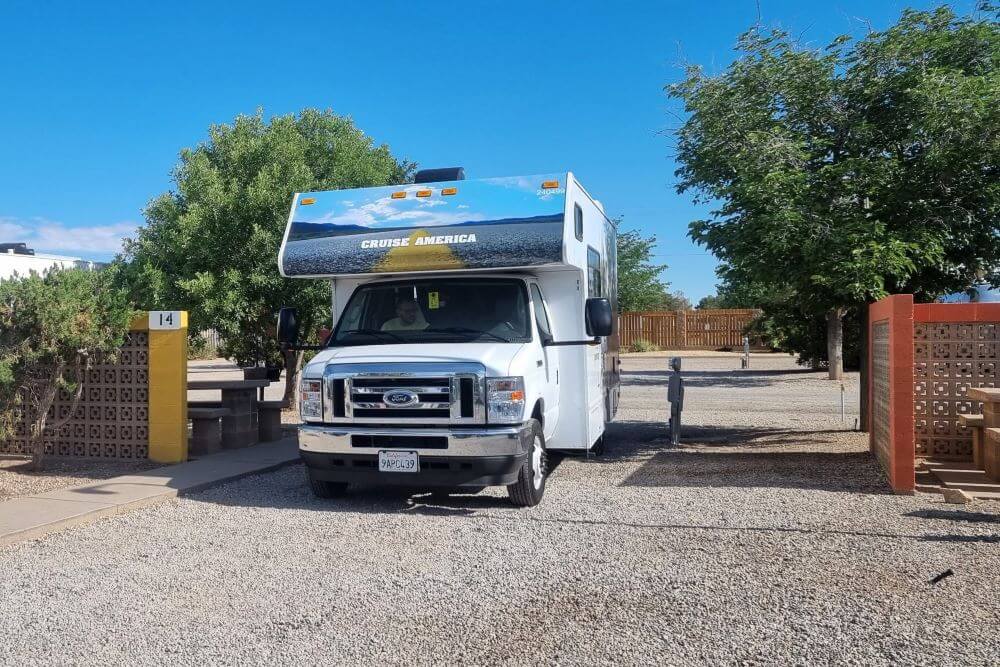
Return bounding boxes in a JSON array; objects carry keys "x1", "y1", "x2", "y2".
[
  {"x1": 0, "y1": 269, "x2": 135, "y2": 470},
  {"x1": 628, "y1": 339, "x2": 661, "y2": 353}
]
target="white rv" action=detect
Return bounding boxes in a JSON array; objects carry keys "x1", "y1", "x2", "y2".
[{"x1": 277, "y1": 170, "x2": 619, "y2": 506}]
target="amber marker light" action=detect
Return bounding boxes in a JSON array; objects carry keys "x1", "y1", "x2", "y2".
[
  {"x1": 300, "y1": 197, "x2": 316, "y2": 205},
  {"x1": 391, "y1": 191, "x2": 406, "y2": 199},
  {"x1": 541, "y1": 180, "x2": 560, "y2": 189},
  {"x1": 441, "y1": 187, "x2": 458, "y2": 196},
  {"x1": 416, "y1": 190, "x2": 432, "y2": 197}
]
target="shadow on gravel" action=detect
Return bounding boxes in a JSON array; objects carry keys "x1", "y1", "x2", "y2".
[
  {"x1": 920, "y1": 533, "x2": 1000, "y2": 544},
  {"x1": 905, "y1": 509, "x2": 1000, "y2": 524},
  {"x1": 599, "y1": 420, "x2": 886, "y2": 494},
  {"x1": 201, "y1": 474, "x2": 519, "y2": 514},
  {"x1": 620, "y1": 450, "x2": 886, "y2": 493}
]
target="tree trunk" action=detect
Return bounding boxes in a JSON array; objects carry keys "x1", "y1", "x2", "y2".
[
  {"x1": 29, "y1": 365, "x2": 63, "y2": 471},
  {"x1": 826, "y1": 308, "x2": 845, "y2": 381},
  {"x1": 282, "y1": 349, "x2": 305, "y2": 408},
  {"x1": 29, "y1": 357, "x2": 88, "y2": 471}
]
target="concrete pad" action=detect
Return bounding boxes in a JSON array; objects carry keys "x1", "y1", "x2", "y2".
[{"x1": 0, "y1": 435, "x2": 299, "y2": 548}]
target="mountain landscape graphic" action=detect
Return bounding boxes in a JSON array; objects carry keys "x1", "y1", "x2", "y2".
[{"x1": 288, "y1": 213, "x2": 563, "y2": 241}]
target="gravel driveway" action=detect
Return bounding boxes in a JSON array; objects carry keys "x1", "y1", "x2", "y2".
[{"x1": 1, "y1": 353, "x2": 997, "y2": 665}]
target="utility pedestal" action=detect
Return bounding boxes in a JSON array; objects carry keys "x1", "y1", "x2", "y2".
[{"x1": 667, "y1": 356, "x2": 684, "y2": 446}]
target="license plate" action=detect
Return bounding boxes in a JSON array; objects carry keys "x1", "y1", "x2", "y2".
[{"x1": 378, "y1": 450, "x2": 420, "y2": 473}]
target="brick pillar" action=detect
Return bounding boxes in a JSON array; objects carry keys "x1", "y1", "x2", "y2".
[{"x1": 868, "y1": 295, "x2": 915, "y2": 494}]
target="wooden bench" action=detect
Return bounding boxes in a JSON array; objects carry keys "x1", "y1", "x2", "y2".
[
  {"x1": 189, "y1": 407, "x2": 231, "y2": 456},
  {"x1": 985, "y1": 428, "x2": 1000, "y2": 482},
  {"x1": 258, "y1": 400, "x2": 287, "y2": 442},
  {"x1": 959, "y1": 413, "x2": 985, "y2": 468}
]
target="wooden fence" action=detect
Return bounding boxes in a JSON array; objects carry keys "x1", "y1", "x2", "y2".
[{"x1": 619, "y1": 309, "x2": 762, "y2": 350}]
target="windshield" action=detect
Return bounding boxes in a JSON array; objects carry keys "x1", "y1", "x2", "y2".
[{"x1": 331, "y1": 278, "x2": 531, "y2": 345}]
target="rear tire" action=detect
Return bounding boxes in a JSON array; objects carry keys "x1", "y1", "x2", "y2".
[
  {"x1": 507, "y1": 420, "x2": 547, "y2": 507},
  {"x1": 307, "y1": 470, "x2": 348, "y2": 498},
  {"x1": 590, "y1": 434, "x2": 605, "y2": 457}
]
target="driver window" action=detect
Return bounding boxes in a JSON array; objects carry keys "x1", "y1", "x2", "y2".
[
  {"x1": 529, "y1": 284, "x2": 553, "y2": 340},
  {"x1": 341, "y1": 294, "x2": 367, "y2": 331}
]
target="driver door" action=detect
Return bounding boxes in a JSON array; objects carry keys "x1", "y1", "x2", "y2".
[{"x1": 528, "y1": 282, "x2": 560, "y2": 440}]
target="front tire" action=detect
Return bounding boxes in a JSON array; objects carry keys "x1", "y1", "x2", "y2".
[
  {"x1": 507, "y1": 420, "x2": 547, "y2": 507},
  {"x1": 307, "y1": 470, "x2": 348, "y2": 498}
]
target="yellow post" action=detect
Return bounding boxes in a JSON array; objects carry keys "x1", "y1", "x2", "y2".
[{"x1": 138, "y1": 311, "x2": 189, "y2": 463}]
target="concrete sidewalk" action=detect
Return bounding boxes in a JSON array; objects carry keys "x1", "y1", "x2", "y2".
[{"x1": 0, "y1": 436, "x2": 300, "y2": 548}]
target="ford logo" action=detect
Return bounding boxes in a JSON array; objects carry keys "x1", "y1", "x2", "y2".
[{"x1": 383, "y1": 389, "x2": 419, "y2": 407}]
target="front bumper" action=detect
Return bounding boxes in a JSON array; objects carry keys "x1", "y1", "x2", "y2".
[{"x1": 298, "y1": 423, "x2": 533, "y2": 487}]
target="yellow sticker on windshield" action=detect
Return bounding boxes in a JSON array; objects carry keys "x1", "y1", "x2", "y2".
[{"x1": 428, "y1": 291, "x2": 440, "y2": 309}]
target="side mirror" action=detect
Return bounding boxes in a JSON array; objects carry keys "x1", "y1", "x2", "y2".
[
  {"x1": 277, "y1": 307, "x2": 300, "y2": 348},
  {"x1": 585, "y1": 298, "x2": 614, "y2": 337}
]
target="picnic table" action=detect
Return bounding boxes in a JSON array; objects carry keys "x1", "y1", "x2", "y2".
[
  {"x1": 187, "y1": 379, "x2": 271, "y2": 448},
  {"x1": 966, "y1": 387, "x2": 1000, "y2": 481}
]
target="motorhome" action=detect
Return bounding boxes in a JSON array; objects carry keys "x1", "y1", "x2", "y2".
[{"x1": 277, "y1": 169, "x2": 619, "y2": 506}]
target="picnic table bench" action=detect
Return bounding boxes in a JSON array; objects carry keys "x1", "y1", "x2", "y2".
[
  {"x1": 965, "y1": 388, "x2": 1000, "y2": 481},
  {"x1": 257, "y1": 400, "x2": 287, "y2": 442},
  {"x1": 958, "y1": 413, "x2": 985, "y2": 468},
  {"x1": 187, "y1": 379, "x2": 270, "y2": 449},
  {"x1": 189, "y1": 407, "x2": 231, "y2": 455}
]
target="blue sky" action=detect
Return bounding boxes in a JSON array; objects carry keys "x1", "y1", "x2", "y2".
[{"x1": 0, "y1": 0, "x2": 979, "y2": 301}]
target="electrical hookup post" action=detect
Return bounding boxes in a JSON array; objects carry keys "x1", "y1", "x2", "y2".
[{"x1": 667, "y1": 356, "x2": 684, "y2": 446}]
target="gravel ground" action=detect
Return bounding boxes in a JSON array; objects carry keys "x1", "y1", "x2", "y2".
[
  {"x1": 1, "y1": 353, "x2": 998, "y2": 665},
  {"x1": 0, "y1": 457, "x2": 158, "y2": 502}
]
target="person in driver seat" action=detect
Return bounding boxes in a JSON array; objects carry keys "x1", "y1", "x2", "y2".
[{"x1": 381, "y1": 297, "x2": 429, "y2": 331}]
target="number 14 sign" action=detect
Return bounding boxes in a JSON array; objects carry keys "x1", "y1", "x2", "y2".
[{"x1": 149, "y1": 311, "x2": 183, "y2": 330}]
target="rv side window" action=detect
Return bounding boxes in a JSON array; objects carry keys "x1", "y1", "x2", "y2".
[
  {"x1": 574, "y1": 204, "x2": 583, "y2": 241},
  {"x1": 587, "y1": 246, "x2": 602, "y2": 298},
  {"x1": 529, "y1": 284, "x2": 552, "y2": 340}
]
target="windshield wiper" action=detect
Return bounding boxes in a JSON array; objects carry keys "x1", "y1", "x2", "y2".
[
  {"x1": 336, "y1": 328, "x2": 406, "y2": 344},
  {"x1": 423, "y1": 327, "x2": 513, "y2": 343}
]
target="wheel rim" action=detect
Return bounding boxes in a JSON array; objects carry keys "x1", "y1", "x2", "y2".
[{"x1": 531, "y1": 436, "x2": 545, "y2": 490}]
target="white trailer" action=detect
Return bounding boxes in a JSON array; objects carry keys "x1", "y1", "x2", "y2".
[
  {"x1": 0, "y1": 243, "x2": 102, "y2": 280},
  {"x1": 277, "y1": 170, "x2": 619, "y2": 506}
]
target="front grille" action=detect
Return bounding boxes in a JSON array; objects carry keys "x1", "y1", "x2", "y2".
[
  {"x1": 460, "y1": 377, "x2": 474, "y2": 418},
  {"x1": 351, "y1": 434, "x2": 448, "y2": 449},
  {"x1": 322, "y1": 363, "x2": 485, "y2": 425},
  {"x1": 332, "y1": 379, "x2": 346, "y2": 417},
  {"x1": 353, "y1": 408, "x2": 452, "y2": 419},
  {"x1": 353, "y1": 378, "x2": 450, "y2": 389}
]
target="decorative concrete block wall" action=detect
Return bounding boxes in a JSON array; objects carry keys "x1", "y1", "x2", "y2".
[
  {"x1": 913, "y1": 318, "x2": 998, "y2": 461},
  {"x1": 1, "y1": 312, "x2": 189, "y2": 463},
  {"x1": 868, "y1": 297, "x2": 1000, "y2": 493}
]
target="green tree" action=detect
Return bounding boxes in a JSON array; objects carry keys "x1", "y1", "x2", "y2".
[
  {"x1": 696, "y1": 294, "x2": 725, "y2": 310},
  {"x1": 617, "y1": 229, "x2": 672, "y2": 311},
  {"x1": 696, "y1": 282, "x2": 759, "y2": 309},
  {"x1": 0, "y1": 269, "x2": 135, "y2": 470},
  {"x1": 669, "y1": 5, "x2": 1000, "y2": 379},
  {"x1": 119, "y1": 109, "x2": 412, "y2": 401},
  {"x1": 658, "y1": 290, "x2": 692, "y2": 310}
]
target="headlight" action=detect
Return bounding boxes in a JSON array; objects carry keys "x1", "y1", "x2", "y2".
[
  {"x1": 300, "y1": 379, "x2": 323, "y2": 421},
  {"x1": 486, "y1": 376, "x2": 525, "y2": 424}
]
